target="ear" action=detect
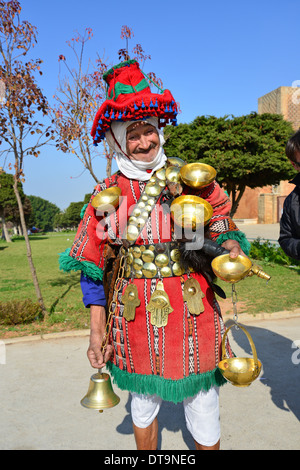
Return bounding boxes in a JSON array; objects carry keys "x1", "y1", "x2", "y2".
[{"x1": 291, "y1": 161, "x2": 298, "y2": 171}]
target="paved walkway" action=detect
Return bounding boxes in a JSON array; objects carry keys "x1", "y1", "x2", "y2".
[
  {"x1": 234, "y1": 222, "x2": 280, "y2": 243},
  {"x1": 1, "y1": 314, "x2": 299, "y2": 451},
  {"x1": 1, "y1": 223, "x2": 299, "y2": 451}
]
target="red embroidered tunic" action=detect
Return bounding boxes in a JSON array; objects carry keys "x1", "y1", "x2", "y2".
[{"x1": 64, "y1": 171, "x2": 239, "y2": 403}]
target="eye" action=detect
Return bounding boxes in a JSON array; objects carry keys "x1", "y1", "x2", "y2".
[{"x1": 127, "y1": 133, "x2": 138, "y2": 142}]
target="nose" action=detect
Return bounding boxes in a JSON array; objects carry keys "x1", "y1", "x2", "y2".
[{"x1": 138, "y1": 134, "x2": 150, "y2": 149}]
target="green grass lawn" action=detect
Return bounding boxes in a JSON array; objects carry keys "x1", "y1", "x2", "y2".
[
  {"x1": 0, "y1": 232, "x2": 89, "y2": 338},
  {"x1": 0, "y1": 232, "x2": 299, "y2": 338}
]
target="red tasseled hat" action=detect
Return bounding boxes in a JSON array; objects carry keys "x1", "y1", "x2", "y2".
[{"x1": 91, "y1": 59, "x2": 178, "y2": 146}]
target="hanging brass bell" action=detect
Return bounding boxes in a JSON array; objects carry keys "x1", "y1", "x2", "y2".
[
  {"x1": 80, "y1": 369, "x2": 120, "y2": 413},
  {"x1": 218, "y1": 324, "x2": 262, "y2": 387}
]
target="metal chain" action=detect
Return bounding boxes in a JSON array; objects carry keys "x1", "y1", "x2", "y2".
[
  {"x1": 101, "y1": 253, "x2": 126, "y2": 352},
  {"x1": 231, "y1": 283, "x2": 239, "y2": 328}
]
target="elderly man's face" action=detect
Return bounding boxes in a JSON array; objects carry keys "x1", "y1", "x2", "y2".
[{"x1": 126, "y1": 122, "x2": 160, "y2": 162}]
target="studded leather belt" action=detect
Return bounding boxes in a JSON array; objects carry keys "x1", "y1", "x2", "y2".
[{"x1": 123, "y1": 242, "x2": 191, "y2": 279}]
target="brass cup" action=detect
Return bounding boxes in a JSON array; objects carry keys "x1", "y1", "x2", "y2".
[
  {"x1": 91, "y1": 187, "x2": 121, "y2": 213},
  {"x1": 218, "y1": 325, "x2": 262, "y2": 387},
  {"x1": 180, "y1": 163, "x2": 216, "y2": 189},
  {"x1": 211, "y1": 254, "x2": 252, "y2": 283},
  {"x1": 170, "y1": 195, "x2": 213, "y2": 230}
]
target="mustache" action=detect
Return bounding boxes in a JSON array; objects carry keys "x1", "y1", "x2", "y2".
[{"x1": 133, "y1": 143, "x2": 157, "y2": 154}]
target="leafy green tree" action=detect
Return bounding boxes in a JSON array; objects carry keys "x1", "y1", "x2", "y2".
[
  {"x1": 28, "y1": 195, "x2": 60, "y2": 232},
  {"x1": 53, "y1": 194, "x2": 92, "y2": 230},
  {"x1": 164, "y1": 113, "x2": 296, "y2": 216},
  {"x1": 63, "y1": 201, "x2": 83, "y2": 229}
]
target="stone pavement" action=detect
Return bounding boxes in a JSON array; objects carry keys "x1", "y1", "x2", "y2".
[
  {"x1": 1, "y1": 222, "x2": 299, "y2": 451},
  {"x1": 1, "y1": 314, "x2": 299, "y2": 451}
]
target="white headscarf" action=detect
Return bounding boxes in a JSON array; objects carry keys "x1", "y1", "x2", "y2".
[{"x1": 105, "y1": 117, "x2": 167, "y2": 181}]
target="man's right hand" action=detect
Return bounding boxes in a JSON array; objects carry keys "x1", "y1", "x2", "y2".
[{"x1": 87, "y1": 331, "x2": 113, "y2": 369}]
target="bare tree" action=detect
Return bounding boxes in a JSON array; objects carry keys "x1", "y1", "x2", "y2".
[
  {"x1": 53, "y1": 25, "x2": 163, "y2": 181},
  {"x1": 0, "y1": 0, "x2": 55, "y2": 317}
]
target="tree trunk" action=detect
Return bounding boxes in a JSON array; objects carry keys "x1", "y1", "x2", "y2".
[
  {"x1": 227, "y1": 183, "x2": 246, "y2": 218},
  {"x1": 13, "y1": 179, "x2": 48, "y2": 318},
  {"x1": 0, "y1": 216, "x2": 12, "y2": 242},
  {"x1": 106, "y1": 155, "x2": 112, "y2": 178}
]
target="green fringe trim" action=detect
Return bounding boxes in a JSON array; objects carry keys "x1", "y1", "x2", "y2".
[
  {"x1": 80, "y1": 203, "x2": 89, "y2": 220},
  {"x1": 216, "y1": 230, "x2": 251, "y2": 255},
  {"x1": 106, "y1": 362, "x2": 227, "y2": 404},
  {"x1": 58, "y1": 248, "x2": 104, "y2": 281}
]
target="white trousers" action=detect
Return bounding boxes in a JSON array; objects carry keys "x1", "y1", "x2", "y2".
[{"x1": 131, "y1": 386, "x2": 220, "y2": 447}]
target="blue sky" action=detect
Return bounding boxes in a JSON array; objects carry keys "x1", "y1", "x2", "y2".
[{"x1": 4, "y1": 0, "x2": 300, "y2": 210}]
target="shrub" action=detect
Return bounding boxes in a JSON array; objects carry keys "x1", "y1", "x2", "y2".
[
  {"x1": 0, "y1": 299, "x2": 42, "y2": 325},
  {"x1": 249, "y1": 238, "x2": 300, "y2": 267}
]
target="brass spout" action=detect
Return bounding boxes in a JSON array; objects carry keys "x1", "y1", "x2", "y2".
[{"x1": 247, "y1": 264, "x2": 271, "y2": 281}]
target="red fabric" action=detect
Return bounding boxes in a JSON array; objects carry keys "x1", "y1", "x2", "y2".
[{"x1": 69, "y1": 170, "x2": 235, "y2": 382}]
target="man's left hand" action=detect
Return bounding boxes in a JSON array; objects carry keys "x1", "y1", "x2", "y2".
[{"x1": 221, "y1": 239, "x2": 247, "y2": 259}]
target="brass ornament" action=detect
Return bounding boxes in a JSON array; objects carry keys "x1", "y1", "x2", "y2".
[
  {"x1": 155, "y1": 253, "x2": 169, "y2": 268},
  {"x1": 125, "y1": 224, "x2": 139, "y2": 242},
  {"x1": 167, "y1": 157, "x2": 186, "y2": 167},
  {"x1": 147, "y1": 281, "x2": 174, "y2": 328},
  {"x1": 180, "y1": 163, "x2": 216, "y2": 189},
  {"x1": 122, "y1": 283, "x2": 141, "y2": 321},
  {"x1": 183, "y1": 278, "x2": 205, "y2": 315},
  {"x1": 142, "y1": 249, "x2": 155, "y2": 263},
  {"x1": 145, "y1": 182, "x2": 161, "y2": 197},
  {"x1": 91, "y1": 187, "x2": 122, "y2": 213},
  {"x1": 142, "y1": 262, "x2": 158, "y2": 278},
  {"x1": 166, "y1": 165, "x2": 182, "y2": 183},
  {"x1": 170, "y1": 195, "x2": 213, "y2": 230},
  {"x1": 172, "y1": 262, "x2": 185, "y2": 276},
  {"x1": 160, "y1": 266, "x2": 172, "y2": 277},
  {"x1": 124, "y1": 168, "x2": 167, "y2": 244}
]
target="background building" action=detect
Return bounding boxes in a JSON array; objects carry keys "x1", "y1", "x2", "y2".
[{"x1": 233, "y1": 86, "x2": 300, "y2": 224}]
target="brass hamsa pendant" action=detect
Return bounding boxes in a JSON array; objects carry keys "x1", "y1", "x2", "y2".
[
  {"x1": 122, "y1": 283, "x2": 141, "y2": 321},
  {"x1": 147, "y1": 281, "x2": 174, "y2": 328},
  {"x1": 183, "y1": 278, "x2": 205, "y2": 315}
]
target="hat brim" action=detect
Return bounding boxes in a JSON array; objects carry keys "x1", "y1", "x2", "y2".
[{"x1": 91, "y1": 89, "x2": 178, "y2": 145}]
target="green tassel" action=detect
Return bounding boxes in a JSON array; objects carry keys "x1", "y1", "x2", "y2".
[
  {"x1": 216, "y1": 230, "x2": 251, "y2": 255},
  {"x1": 58, "y1": 248, "x2": 104, "y2": 281},
  {"x1": 106, "y1": 362, "x2": 226, "y2": 404}
]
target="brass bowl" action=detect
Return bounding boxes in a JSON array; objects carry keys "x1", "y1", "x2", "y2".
[
  {"x1": 180, "y1": 163, "x2": 216, "y2": 189},
  {"x1": 211, "y1": 254, "x2": 252, "y2": 283},
  {"x1": 91, "y1": 187, "x2": 121, "y2": 213},
  {"x1": 218, "y1": 357, "x2": 262, "y2": 387},
  {"x1": 170, "y1": 195, "x2": 213, "y2": 229},
  {"x1": 218, "y1": 325, "x2": 262, "y2": 387}
]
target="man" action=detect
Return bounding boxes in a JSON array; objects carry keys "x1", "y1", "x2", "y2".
[
  {"x1": 60, "y1": 60, "x2": 250, "y2": 450},
  {"x1": 279, "y1": 130, "x2": 300, "y2": 260}
]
